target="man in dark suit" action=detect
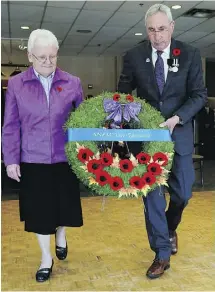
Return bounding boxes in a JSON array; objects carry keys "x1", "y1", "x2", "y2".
[
  {"x1": 118, "y1": 4, "x2": 207, "y2": 279},
  {"x1": 198, "y1": 102, "x2": 215, "y2": 158}
]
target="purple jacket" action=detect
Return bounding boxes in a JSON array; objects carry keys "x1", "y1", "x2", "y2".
[{"x1": 2, "y1": 66, "x2": 83, "y2": 166}]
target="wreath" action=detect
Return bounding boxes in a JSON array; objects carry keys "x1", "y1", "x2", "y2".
[{"x1": 65, "y1": 92, "x2": 174, "y2": 198}]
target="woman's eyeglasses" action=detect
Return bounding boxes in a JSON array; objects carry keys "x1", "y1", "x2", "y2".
[{"x1": 32, "y1": 54, "x2": 58, "y2": 64}]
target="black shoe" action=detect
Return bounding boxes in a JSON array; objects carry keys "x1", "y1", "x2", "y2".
[
  {"x1": 36, "y1": 260, "x2": 54, "y2": 282},
  {"x1": 170, "y1": 231, "x2": 178, "y2": 255},
  {"x1": 56, "y1": 242, "x2": 68, "y2": 260},
  {"x1": 55, "y1": 232, "x2": 68, "y2": 260}
]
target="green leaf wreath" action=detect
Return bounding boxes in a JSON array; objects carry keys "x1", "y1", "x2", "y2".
[{"x1": 65, "y1": 92, "x2": 174, "y2": 198}]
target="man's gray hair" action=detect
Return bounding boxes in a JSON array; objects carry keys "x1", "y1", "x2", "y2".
[
  {"x1": 28, "y1": 29, "x2": 59, "y2": 53},
  {"x1": 145, "y1": 4, "x2": 173, "y2": 26}
]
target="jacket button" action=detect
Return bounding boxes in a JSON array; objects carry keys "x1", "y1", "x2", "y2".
[{"x1": 159, "y1": 101, "x2": 163, "y2": 106}]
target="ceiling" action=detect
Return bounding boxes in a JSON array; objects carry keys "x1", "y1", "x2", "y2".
[{"x1": 1, "y1": 0, "x2": 215, "y2": 63}]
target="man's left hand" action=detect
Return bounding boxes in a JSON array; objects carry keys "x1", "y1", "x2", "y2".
[{"x1": 159, "y1": 115, "x2": 180, "y2": 134}]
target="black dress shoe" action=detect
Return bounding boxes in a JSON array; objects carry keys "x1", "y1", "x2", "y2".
[
  {"x1": 170, "y1": 231, "x2": 178, "y2": 255},
  {"x1": 55, "y1": 232, "x2": 68, "y2": 260},
  {"x1": 56, "y1": 242, "x2": 68, "y2": 260},
  {"x1": 36, "y1": 260, "x2": 54, "y2": 282}
]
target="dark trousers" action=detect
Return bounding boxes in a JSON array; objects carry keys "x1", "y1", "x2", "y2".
[{"x1": 142, "y1": 153, "x2": 195, "y2": 260}]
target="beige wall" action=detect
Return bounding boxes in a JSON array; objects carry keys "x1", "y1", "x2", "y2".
[
  {"x1": 58, "y1": 56, "x2": 116, "y2": 97},
  {"x1": 201, "y1": 57, "x2": 206, "y2": 85}
]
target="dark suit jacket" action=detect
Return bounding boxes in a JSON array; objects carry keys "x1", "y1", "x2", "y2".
[
  {"x1": 198, "y1": 107, "x2": 215, "y2": 141},
  {"x1": 118, "y1": 39, "x2": 207, "y2": 155}
]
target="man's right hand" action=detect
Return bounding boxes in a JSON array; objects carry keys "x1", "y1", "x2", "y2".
[{"x1": 6, "y1": 164, "x2": 21, "y2": 182}]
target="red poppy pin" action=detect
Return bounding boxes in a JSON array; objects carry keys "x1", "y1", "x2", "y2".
[
  {"x1": 56, "y1": 86, "x2": 62, "y2": 92},
  {"x1": 173, "y1": 48, "x2": 181, "y2": 57}
]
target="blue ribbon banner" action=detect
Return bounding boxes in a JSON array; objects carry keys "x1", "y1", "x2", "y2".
[{"x1": 68, "y1": 128, "x2": 171, "y2": 142}]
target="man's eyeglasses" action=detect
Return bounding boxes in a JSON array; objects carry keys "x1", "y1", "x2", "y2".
[{"x1": 32, "y1": 54, "x2": 58, "y2": 64}]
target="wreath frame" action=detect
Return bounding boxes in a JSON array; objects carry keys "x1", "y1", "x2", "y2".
[{"x1": 65, "y1": 92, "x2": 174, "y2": 198}]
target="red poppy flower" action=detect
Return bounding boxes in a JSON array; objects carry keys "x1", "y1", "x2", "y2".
[
  {"x1": 142, "y1": 172, "x2": 156, "y2": 186},
  {"x1": 113, "y1": 94, "x2": 120, "y2": 101},
  {"x1": 153, "y1": 152, "x2": 168, "y2": 166},
  {"x1": 95, "y1": 170, "x2": 111, "y2": 186},
  {"x1": 173, "y1": 48, "x2": 181, "y2": 57},
  {"x1": 110, "y1": 176, "x2": 124, "y2": 191},
  {"x1": 77, "y1": 148, "x2": 94, "y2": 163},
  {"x1": 126, "y1": 94, "x2": 134, "y2": 102},
  {"x1": 87, "y1": 159, "x2": 103, "y2": 174},
  {"x1": 147, "y1": 162, "x2": 162, "y2": 176},
  {"x1": 119, "y1": 159, "x2": 134, "y2": 173},
  {"x1": 100, "y1": 152, "x2": 113, "y2": 166},
  {"x1": 57, "y1": 86, "x2": 62, "y2": 92},
  {"x1": 129, "y1": 176, "x2": 144, "y2": 189},
  {"x1": 136, "y1": 152, "x2": 151, "y2": 164}
]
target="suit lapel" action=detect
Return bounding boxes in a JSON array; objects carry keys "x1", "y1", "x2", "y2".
[
  {"x1": 162, "y1": 39, "x2": 179, "y2": 99},
  {"x1": 143, "y1": 41, "x2": 160, "y2": 100}
]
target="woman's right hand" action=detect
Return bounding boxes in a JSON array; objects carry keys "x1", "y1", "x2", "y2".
[{"x1": 6, "y1": 164, "x2": 21, "y2": 182}]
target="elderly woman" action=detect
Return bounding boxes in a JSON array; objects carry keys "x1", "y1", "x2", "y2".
[{"x1": 2, "y1": 29, "x2": 84, "y2": 282}]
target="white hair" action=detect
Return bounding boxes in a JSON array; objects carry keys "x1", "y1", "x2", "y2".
[
  {"x1": 27, "y1": 29, "x2": 59, "y2": 53},
  {"x1": 145, "y1": 4, "x2": 173, "y2": 26}
]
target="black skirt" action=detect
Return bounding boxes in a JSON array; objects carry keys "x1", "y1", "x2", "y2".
[{"x1": 19, "y1": 163, "x2": 83, "y2": 235}]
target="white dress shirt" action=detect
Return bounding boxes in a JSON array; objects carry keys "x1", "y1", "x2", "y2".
[{"x1": 151, "y1": 43, "x2": 170, "y2": 82}]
